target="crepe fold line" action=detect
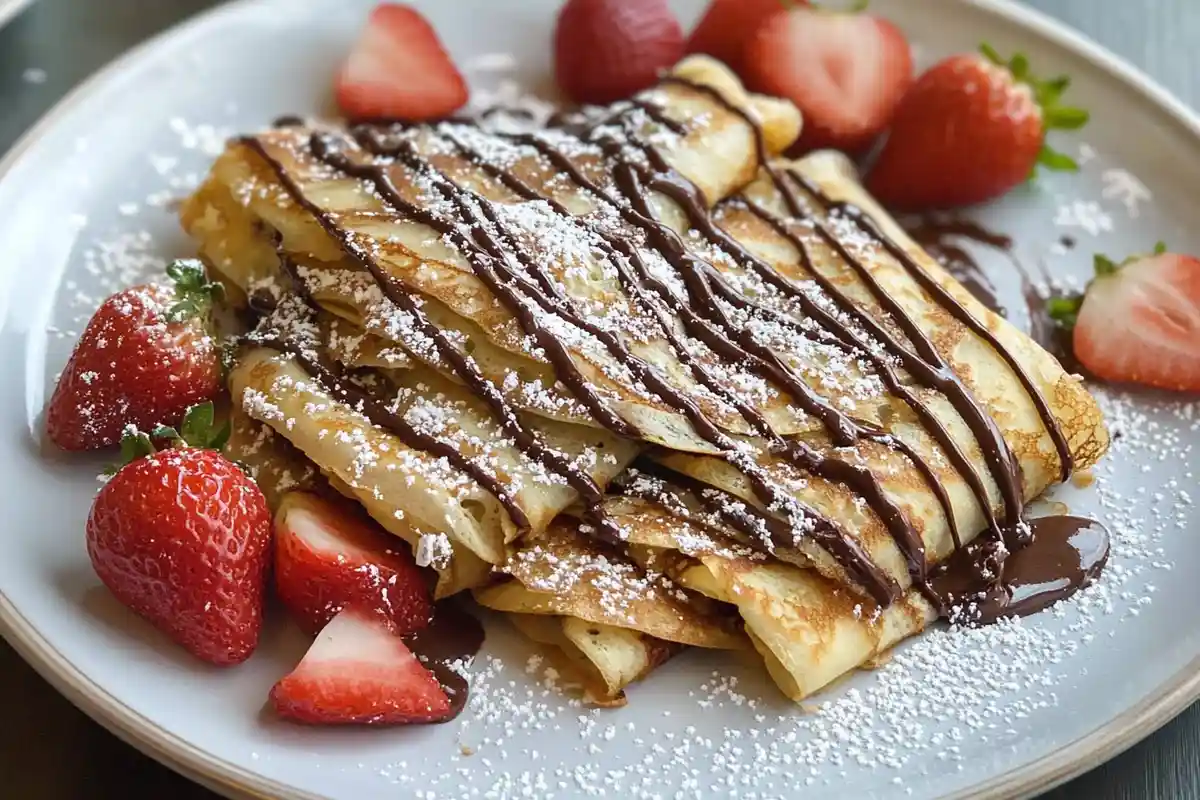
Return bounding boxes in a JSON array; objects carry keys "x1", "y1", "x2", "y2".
[
  {"x1": 594, "y1": 484, "x2": 933, "y2": 701},
  {"x1": 473, "y1": 516, "x2": 746, "y2": 705},
  {"x1": 229, "y1": 346, "x2": 638, "y2": 597},
  {"x1": 180, "y1": 56, "x2": 812, "y2": 455}
]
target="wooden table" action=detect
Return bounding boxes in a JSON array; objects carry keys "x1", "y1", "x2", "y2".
[{"x1": 1, "y1": 0, "x2": 1197, "y2": 797}]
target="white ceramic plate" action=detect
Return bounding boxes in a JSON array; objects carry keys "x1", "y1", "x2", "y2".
[
  {"x1": 0, "y1": 0, "x2": 32, "y2": 29},
  {"x1": 2, "y1": 1, "x2": 1198, "y2": 798}
]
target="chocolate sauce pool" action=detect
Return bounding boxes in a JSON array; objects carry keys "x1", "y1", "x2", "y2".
[
  {"x1": 931, "y1": 516, "x2": 1110, "y2": 625},
  {"x1": 246, "y1": 87, "x2": 1108, "y2": 632}
]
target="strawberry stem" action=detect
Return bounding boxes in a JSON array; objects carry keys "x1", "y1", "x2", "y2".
[
  {"x1": 1046, "y1": 295, "x2": 1084, "y2": 329},
  {"x1": 1093, "y1": 253, "x2": 1119, "y2": 276},
  {"x1": 104, "y1": 427, "x2": 158, "y2": 475},
  {"x1": 165, "y1": 259, "x2": 224, "y2": 323}
]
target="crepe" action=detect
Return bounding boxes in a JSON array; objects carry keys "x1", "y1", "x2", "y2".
[
  {"x1": 182, "y1": 56, "x2": 812, "y2": 454},
  {"x1": 183, "y1": 45, "x2": 1111, "y2": 709},
  {"x1": 229, "y1": 337, "x2": 638, "y2": 597},
  {"x1": 474, "y1": 516, "x2": 745, "y2": 704},
  {"x1": 648, "y1": 149, "x2": 1108, "y2": 602},
  {"x1": 593, "y1": 474, "x2": 935, "y2": 700}
]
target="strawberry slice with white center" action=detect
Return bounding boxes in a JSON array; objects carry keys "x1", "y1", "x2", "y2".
[
  {"x1": 335, "y1": 3, "x2": 468, "y2": 122},
  {"x1": 743, "y1": 3, "x2": 913, "y2": 155},
  {"x1": 274, "y1": 492, "x2": 433, "y2": 637},
  {"x1": 1052, "y1": 245, "x2": 1200, "y2": 392},
  {"x1": 270, "y1": 608, "x2": 451, "y2": 725}
]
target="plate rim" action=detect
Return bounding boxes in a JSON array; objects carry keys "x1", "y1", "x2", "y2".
[
  {"x1": 1, "y1": 0, "x2": 1197, "y2": 798},
  {"x1": 0, "y1": 0, "x2": 33, "y2": 31}
]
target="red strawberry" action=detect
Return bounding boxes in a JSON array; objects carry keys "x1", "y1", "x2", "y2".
[
  {"x1": 46, "y1": 260, "x2": 222, "y2": 451},
  {"x1": 274, "y1": 492, "x2": 433, "y2": 637},
  {"x1": 744, "y1": 3, "x2": 912, "y2": 155},
  {"x1": 685, "y1": 0, "x2": 805, "y2": 76},
  {"x1": 86, "y1": 407, "x2": 272, "y2": 665},
  {"x1": 866, "y1": 45, "x2": 1089, "y2": 210},
  {"x1": 554, "y1": 0, "x2": 684, "y2": 106},
  {"x1": 335, "y1": 3, "x2": 468, "y2": 122},
  {"x1": 269, "y1": 607, "x2": 451, "y2": 725},
  {"x1": 1049, "y1": 244, "x2": 1200, "y2": 392}
]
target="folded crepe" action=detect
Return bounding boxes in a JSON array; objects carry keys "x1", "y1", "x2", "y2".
[
  {"x1": 651, "y1": 149, "x2": 1108, "y2": 604},
  {"x1": 598, "y1": 466, "x2": 935, "y2": 701},
  {"x1": 473, "y1": 516, "x2": 746, "y2": 705},
  {"x1": 182, "y1": 44, "x2": 1111, "y2": 708},
  {"x1": 183, "y1": 56, "x2": 808, "y2": 454}
]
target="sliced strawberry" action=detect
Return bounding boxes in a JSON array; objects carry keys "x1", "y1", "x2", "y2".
[
  {"x1": 269, "y1": 608, "x2": 451, "y2": 725},
  {"x1": 335, "y1": 3, "x2": 468, "y2": 122},
  {"x1": 1051, "y1": 246, "x2": 1200, "y2": 392},
  {"x1": 274, "y1": 492, "x2": 433, "y2": 637},
  {"x1": 685, "y1": 0, "x2": 803, "y2": 76},
  {"x1": 554, "y1": 0, "x2": 684, "y2": 106},
  {"x1": 744, "y1": 4, "x2": 913, "y2": 155},
  {"x1": 866, "y1": 45, "x2": 1089, "y2": 210}
]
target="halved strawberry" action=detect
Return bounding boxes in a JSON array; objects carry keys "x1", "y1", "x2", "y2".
[
  {"x1": 274, "y1": 492, "x2": 433, "y2": 637},
  {"x1": 743, "y1": 2, "x2": 913, "y2": 155},
  {"x1": 335, "y1": 3, "x2": 468, "y2": 122},
  {"x1": 1049, "y1": 244, "x2": 1200, "y2": 392},
  {"x1": 269, "y1": 607, "x2": 451, "y2": 725},
  {"x1": 685, "y1": 0, "x2": 804, "y2": 76}
]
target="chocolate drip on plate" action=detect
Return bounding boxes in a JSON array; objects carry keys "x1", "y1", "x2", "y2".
[
  {"x1": 405, "y1": 601, "x2": 486, "y2": 720},
  {"x1": 930, "y1": 516, "x2": 1109, "y2": 625}
]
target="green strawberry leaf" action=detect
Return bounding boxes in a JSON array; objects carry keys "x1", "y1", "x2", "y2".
[
  {"x1": 1154, "y1": 240, "x2": 1168, "y2": 255},
  {"x1": 104, "y1": 427, "x2": 158, "y2": 475},
  {"x1": 176, "y1": 401, "x2": 231, "y2": 450},
  {"x1": 979, "y1": 42, "x2": 1005, "y2": 67},
  {"x1": 165, "y1": 259, "x2": 225, "y2": 323},
  {"x1": 1093, "y1": 253, "x2": 1120, "y2": 276},
  {"x1": 1043, "y1": 106, "x2": 1090, "y2": 131},
  {"x1": 808, "y1": 0, "x2": 870, "y2": 11},
  {"x1": 1046, "y1": 295, "x2": 1084, "y2": 329},
  {"x1": 151, "y1": 423, "x2": 182, "y2": 442},
  {"x1": 1036, "y1": 145, "x2": 1080, "y2": 173},
  {"x1": 977, "y1": 44, "x2": 1089, "y2": 185}
]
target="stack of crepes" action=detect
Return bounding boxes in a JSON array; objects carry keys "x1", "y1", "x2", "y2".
[{"x1": 181, "y1": 56, "x2": 1109, "y2": 706}]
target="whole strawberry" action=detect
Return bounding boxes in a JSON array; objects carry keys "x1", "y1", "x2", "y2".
[
  {"x1": 866, "y1": 44, "x2": 1089, "y2": 210},
  {"x1": 47, "y1": 259, "x2": 223, "y2": 451},
  {"x1": 86, "y1": 405, "x2": 272, "y2": 666},
  {"x1": 554, "y1": 0, "x2": 684, "y2": 105}
]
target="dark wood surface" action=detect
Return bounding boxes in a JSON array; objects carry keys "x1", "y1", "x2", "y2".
[{"x1": 0, "y1": 0, "x2": 1196, "y2": 797}]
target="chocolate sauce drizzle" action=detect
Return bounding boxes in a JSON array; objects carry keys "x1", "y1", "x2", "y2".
[{"x1": 241, "y1": 76, "x2": 1099, "y2": 621}]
